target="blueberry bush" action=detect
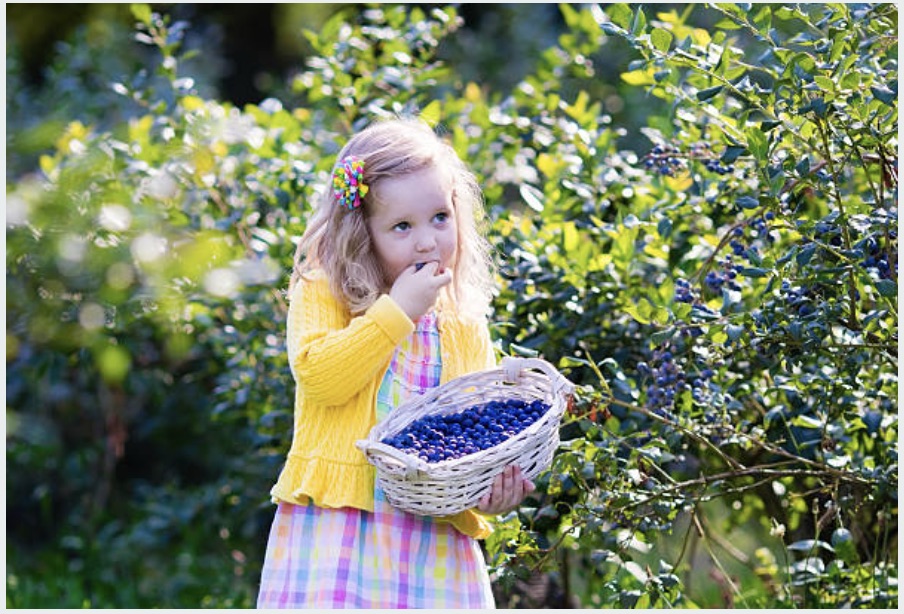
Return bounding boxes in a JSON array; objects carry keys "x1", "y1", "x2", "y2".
[{"x1": 6, "y1": 3, "x2": 897, "y2": 608}]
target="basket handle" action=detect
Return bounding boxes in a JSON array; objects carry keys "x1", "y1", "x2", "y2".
[
  {"x1": 355, "y1": 439, "x2": 429, "y2": 478},
  {"x1": 500, "y1": 356, "x2": 576, "y2": 398}
]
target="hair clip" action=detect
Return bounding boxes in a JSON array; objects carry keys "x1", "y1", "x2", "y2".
[{"x1": 332, "y1": 156, "x2": 369, "y2": 210}]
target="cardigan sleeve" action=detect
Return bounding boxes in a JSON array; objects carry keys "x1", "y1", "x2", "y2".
[{"x1": 287, "y1": 273, "x2": 415, "y2": 406}]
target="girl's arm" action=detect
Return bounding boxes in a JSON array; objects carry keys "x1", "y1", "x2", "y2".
[{"x1": 287, "y1": 275, "x2": 414, "y2": 406}]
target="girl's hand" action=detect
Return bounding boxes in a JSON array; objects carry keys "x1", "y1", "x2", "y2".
[
  {"x1": 389, "y1": 261, "x2": 452, "y2": 321},
  {"x1": 477, "y1": 465, "x2": 536, "y2": 516}
]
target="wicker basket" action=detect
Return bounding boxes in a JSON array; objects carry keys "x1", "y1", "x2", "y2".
[{"x1": 356, "y1": 356, "x2": 575, "y2": 517}]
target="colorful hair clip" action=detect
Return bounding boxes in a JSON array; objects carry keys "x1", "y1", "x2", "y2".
[{"x1": 332, "y1": 156, "x2": 369, "y2": 210}]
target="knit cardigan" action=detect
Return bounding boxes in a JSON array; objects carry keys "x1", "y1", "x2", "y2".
[{"x1": 269, "y1": 270, "x2": 496, "y2": 539}]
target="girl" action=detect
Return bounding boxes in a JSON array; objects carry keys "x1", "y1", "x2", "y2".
[{"x1": 257, "y1": 118, "x2": 535, "y2": 608}]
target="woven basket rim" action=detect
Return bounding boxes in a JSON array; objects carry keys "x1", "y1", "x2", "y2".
[{"x1": 366, "y1": 394, "x2": 566, "y2": 480}]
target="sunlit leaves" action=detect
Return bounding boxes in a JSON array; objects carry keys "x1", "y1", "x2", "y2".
[{"x1": 486, "y1": 3, "x2": 896, "y2": 608}]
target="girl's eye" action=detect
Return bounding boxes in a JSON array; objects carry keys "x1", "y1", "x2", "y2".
[
  {"x1": 393, "y1": 221, "x2": 410, "y2": 232},
  {"x1": 434, "y1": 212, "x2": 449, "y2": 224}
]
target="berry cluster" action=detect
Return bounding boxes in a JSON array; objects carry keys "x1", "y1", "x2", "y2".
[
  {"x1": 674, "y1": 277, "x2": 696, "y2": 304},
  {"x1": 638, "y1": 349, "x2": 723, "y2": 420},
  {"x1": 780, "y1": 281, "x2": 817, "y2": 317},
  {"x1": 381, "y1": 399, "x2": 551, "y2": 463},
  {"x1": 813, "y1": 220, "x2": 844, "y2": 247},
  {"x1": 643, "y1": 144, "x2": 685, "y2": 176},
  {"x1": 692, "y1": 140, "x2": 736, "y2": 175},
  {"x1": 641, "y1": 141, "x2": 738, "y2": 177},
  {"x1": 860, "y1": 236, "x2": 896, "y2": 281},
  {"x1": 637, "y1": 350, "x2": 685, "y2": 418},
  {"x1": 729, "y1": 212, "x2": 776, "y2": 260},
  {"x1": 704, "y1": 257, "x2": 742, "y2": 293},
  {"x1": 673, "y1": 277, "x2": 711, "y2": 338},
  {"x1": 705, "y1": 159, "x2": 734, "y2": 175},
  {"x1": 690, "y1": 367, "x2": 716, "y2": 405}
]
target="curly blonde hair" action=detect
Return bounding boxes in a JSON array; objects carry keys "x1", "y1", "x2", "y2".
[{"x1": 291, "y1": 117, "x2": 497, "y2": 318}]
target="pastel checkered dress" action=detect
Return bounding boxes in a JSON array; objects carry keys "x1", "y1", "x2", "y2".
[{"x1": 256, "y1": 312, "x2": 495, "y2": 608}]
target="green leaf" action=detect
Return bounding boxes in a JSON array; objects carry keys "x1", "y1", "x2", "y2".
[
  {"x1": 737, "y1": 195, "x2": 759, "y2": 209},
  {"x1": 791, "y1": 414, "x2": 823, "y2": 429},
  {"x1": 562, "y1": 221, "x2": 579, "y2": 253},
  {"x1": 876, "y1": 279, "x2": 897, "y2": 297},
  {"x1": 653, "y1": 306, "x2": 670, "y2": 326},
  {"x1": 803, "y1": 97, "x2": 828, "y2": 118},
  {"x1": 673, "y1": 302, "x2": 691, "y2": 320},
  {"x1": 829, "y1": 32, "x2": 849, "y2": 64},
  {"x1": 726, "y1": 323, "x2": 745, "y2": 342},
  {"x1": 797, "y1": 243, "x2": 817, "y2": 265},
  {"x1": 419, "y1": 100, "x2": 442, "y2": 126},
  {"x1": 657, "y1": 217, "x2": 672, "y2": 239},
  {"x1": 871, "y1": 84, "x2": 896, "y2": 106},
  {"x1": 631, "y1": 6, "x2": 647, "y2": 36},
  {"x1": 715, "y1": 3, "x2": 748, "y2": 18},
  {"x1": 713, "y1": 18, "x2": 742, "y2": 30},
  {"x1": 651, "y1": 328, "x2": 673, "y2": 346},
  {"x1": 745, "y1": 127, "x2": 769, "y2": 160},
  {"x1": 606, "y1": 4, "x2": 634, "y2": 30},
  {"x1": 739, "y1": 267, "x2": 770, "y2": 277},
  {"x1": 621, "y1": 69, "x2": 655, "y2": 86},
  {"x1": 130, "y1": 3, "x2": 153, "y2": 25},
  {"x1": 509, "y1": 343, "x2": 539, "y2": 358},
  {"x1": 721, "y1": 145, "x2": 746, "y2": 163},
  {"x1": 519, "y1": 184, "x2": 545, "y2": 213},
  {"x1": 625, "y1": 297, "x2": 653, "y2": 325},
  {"x1": 697, "y1": 85, "x2": 723, "y2": 101},
  {"x1": 752, "y1": 5, "x2": 772, "y2": 31},
  {"x1": 651, "y1": 28, "x2": 673, "y2": 52},
  {"x1": 788, "y1": 539, "x2": 832, "y2": 552},
  {"x1": 559, "y1": 355, "x2": 590, "y2": 369},
  {"x1": 814, "y1": 76, "x2": 835, "y2": 92}
]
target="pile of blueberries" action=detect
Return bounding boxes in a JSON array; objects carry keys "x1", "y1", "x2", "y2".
[{"x1": 381, "y1": 398, "x2": 551, "y2": 463}]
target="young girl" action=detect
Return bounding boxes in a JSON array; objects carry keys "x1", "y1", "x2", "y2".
[{"x1": 257, "y1": 117, "x2": 535, "y2": 608}]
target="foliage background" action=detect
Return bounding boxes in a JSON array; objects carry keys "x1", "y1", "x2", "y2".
[{"x1": 6, "y1": 3, "x2": 898, "y2": 608}]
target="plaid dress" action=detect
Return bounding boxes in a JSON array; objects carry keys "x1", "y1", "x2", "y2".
[{"x1": 257, "y1": 312, "x2": 495, "y2": 608}]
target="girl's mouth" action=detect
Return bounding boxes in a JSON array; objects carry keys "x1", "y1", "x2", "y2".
[{"x1": 414, "y1": 261, "x2": 445, "y2": 274}]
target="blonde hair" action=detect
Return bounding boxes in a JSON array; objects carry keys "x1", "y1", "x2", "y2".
[{"x1": 291, "y1": 117, "x2": 497, "y2": 318}]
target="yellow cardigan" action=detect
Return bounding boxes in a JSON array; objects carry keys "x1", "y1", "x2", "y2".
[{"x1": 269, "y1": 270, "x2": 495, "y2": 539}]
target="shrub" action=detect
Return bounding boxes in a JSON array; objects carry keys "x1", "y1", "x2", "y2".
[{"x1": 6, "y1": 3, "x2": 897, "y2": 608}]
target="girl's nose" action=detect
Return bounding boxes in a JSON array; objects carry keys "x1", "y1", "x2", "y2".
[{"x1": 415, "y1": 231, "x2": 436, "y2": 252}]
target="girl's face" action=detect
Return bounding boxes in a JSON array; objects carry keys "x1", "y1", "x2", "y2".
[{"x1": 366, "y1": 165, "x2": 458, "y2": 287}]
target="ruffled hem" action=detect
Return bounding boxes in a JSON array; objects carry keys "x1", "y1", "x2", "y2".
[
  {"x1": 270, "y1": 454, "x2": 377, "y2": 512},
  {"x1": 446, "y1": 509, "x2": 493, "y2": 540},
  {"x1": 268, "y1": 455, "x2": 494, "y2": 539}
]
